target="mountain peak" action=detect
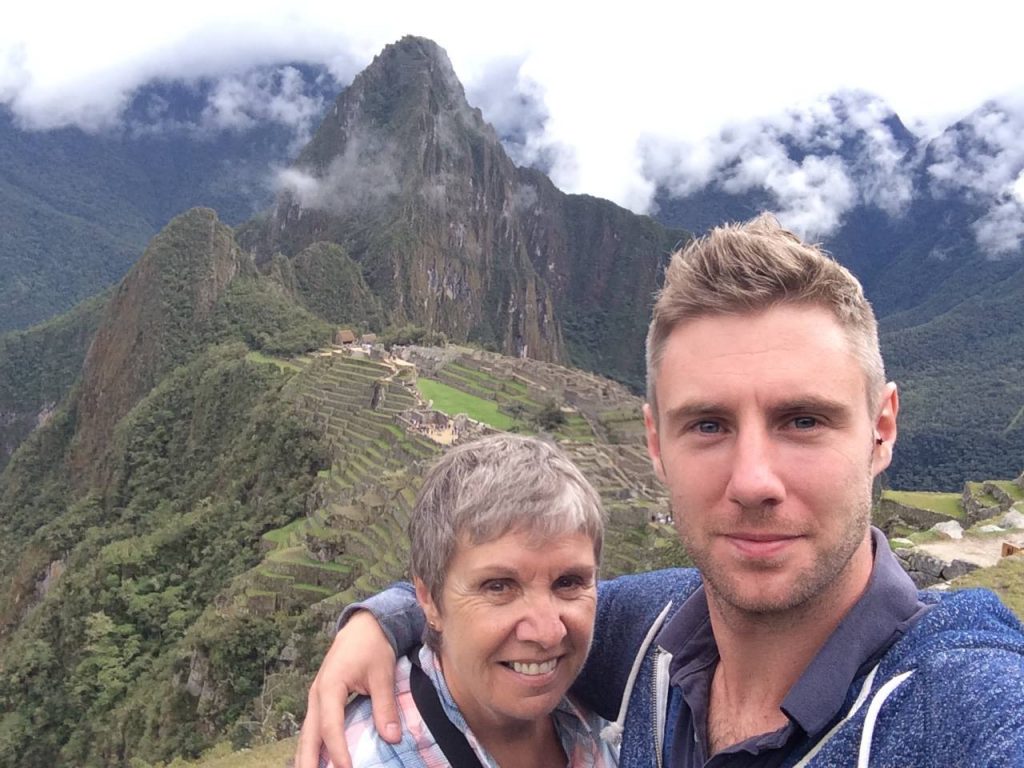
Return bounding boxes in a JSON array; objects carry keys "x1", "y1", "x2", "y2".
[
  {"x1": 71, "y1": 208, "x2": 246, "y2": 485},
  {"x1": 293, "y1": 36, "x2": 493, "y2": 175}
]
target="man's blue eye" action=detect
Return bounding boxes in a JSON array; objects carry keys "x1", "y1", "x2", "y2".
[
  {"x1": 793, "y1": 416, "x2": 818, "y2": 429},
  {"x1": 696, "y1": 421, "x2": 720, "y2": 434}
]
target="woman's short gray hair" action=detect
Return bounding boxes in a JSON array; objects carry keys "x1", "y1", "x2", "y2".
[{"x1": 409, "y1": 434, "x2": 604, "y2": 619}]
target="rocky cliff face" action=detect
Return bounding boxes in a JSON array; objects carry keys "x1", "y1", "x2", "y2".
[
  {"x1": 243, "y1": 36, "x2": 683, "y2": 376},
  {"x1": 71, "y1": 208, "x2": 248, "y2": 484}
]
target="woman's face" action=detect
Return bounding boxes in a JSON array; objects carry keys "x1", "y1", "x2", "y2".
[{"x1": 415, "y1": 528, "x2": 598, "y2": 735}]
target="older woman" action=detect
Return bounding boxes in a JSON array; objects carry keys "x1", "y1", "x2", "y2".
[{"x1": 322, "y1": 434, "x2": 617, "y2": 767}]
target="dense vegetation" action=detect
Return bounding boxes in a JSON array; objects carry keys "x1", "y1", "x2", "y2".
[
  {"x1": 0, "y1": 292, "x2": 107, "y2": 472},
  {"x1": 0, "y1": 345, "x2": 330, "y2": 765},
  {"x1": 209, "y1": 276, "x2": 333, "y2": 356},
  {"x1": 880, "y1": 279, "x2": 1024, "y2": 490}
]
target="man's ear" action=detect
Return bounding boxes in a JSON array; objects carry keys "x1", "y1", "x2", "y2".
[
  {"x1": 643, "y1": 403, "x2": 667, "y2": 484},
  {"x1": 414, "y1": 577, "x2": 442, "y2": 633},
  {"x1": 871, "y1": 382, "x2": 899, "y2": 476}
]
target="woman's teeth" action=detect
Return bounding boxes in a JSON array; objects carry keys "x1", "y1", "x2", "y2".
[{"x1": 508, "y1": 659, "x2": 557, "y2": 675}]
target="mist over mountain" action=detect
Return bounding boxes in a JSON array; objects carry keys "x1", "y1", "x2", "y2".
[
  {"x1": 239, "y1": 37, "x2": 681, "y2": 384},
  {"x1": 0, "y1": 64, "x2": 338, "y2": 332}
]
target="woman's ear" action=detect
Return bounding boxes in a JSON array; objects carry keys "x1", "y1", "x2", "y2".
[{"x1": 414, "y1": 577, "x2": 442, "y2": 633}]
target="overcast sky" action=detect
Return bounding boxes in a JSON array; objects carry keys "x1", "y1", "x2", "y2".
[{"x1": 3, "y1": 0, "x2": 1024, "y2": 246}]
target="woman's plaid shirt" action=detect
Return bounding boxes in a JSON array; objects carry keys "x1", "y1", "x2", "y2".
[{"x1": 321, "y1": 645, "x2": 619, "y2": 767}]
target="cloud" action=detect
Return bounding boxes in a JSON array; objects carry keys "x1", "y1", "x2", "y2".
[
  {"x1": 110, "y1": 65, "x2": 333, "y2": 154},
  {"x1": 198, "y1": 66, "x2": 329, "y2": 149},
  {"x1": 927, "y1": 102, "x2": 1024, "y2": 256},
  {"x1": 274, "y1": 131, "x2": 401, "y2": 215},
  {"x1": 636, "y1": 92, "x2": 914, "y2": 238},
  {"x1": 465, "y1": 57, "x2": 554, "y2": 171},
  {"x1": 2, "y1": 0, "x2": 1024, "y2": 238}
]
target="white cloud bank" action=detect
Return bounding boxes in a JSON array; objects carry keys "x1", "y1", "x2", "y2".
[
  {"x1": 927, "y1": 101, "x2": 1024, "y2": 256},
  {"x1": 3, "y1": 0, "x2": 1024, "y2": 251}
]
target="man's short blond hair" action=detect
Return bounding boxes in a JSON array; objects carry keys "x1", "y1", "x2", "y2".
[{"x1": 645, "y1": 214, "x2": 885, "y2": 416}]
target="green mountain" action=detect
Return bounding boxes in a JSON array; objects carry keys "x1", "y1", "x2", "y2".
[
  {"x1": 0, "y1": 111, "x2": 686, "y2": 757},
  {"x1": 6, "y1": 36, "x2": 1019, "y2": 490},
  {"x1": 0, "y1": 293, "x2": 107, "y2": 475},
  {"x1": 240, "y1": 37, "x2": 683, "y2": 388}
]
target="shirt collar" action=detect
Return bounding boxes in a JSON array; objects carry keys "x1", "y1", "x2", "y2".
[
  {"x1": 654, "y1": 527, "x2": 929, "y2": 737},
  {"x1": 781, "y1": 527, "x2": 929, "y2": 734}
]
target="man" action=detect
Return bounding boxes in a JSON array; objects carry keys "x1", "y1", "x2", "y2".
[{"x1": 298, "y1": 215, "x2": 1024, "y2": 768}]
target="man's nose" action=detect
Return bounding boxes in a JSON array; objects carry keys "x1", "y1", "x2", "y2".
[
  {"x1": 515, "y1": 594, "x2": 568, "y2": 647},
  {"x1": 726, "y1": 427, "x2": 786, "y2": 510}
]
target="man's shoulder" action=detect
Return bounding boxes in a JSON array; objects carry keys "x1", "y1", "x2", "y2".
[
  {"x1": 883, "y1": 587, "x2": 1024, "y2": 693},
  {"x1": 910, "y1": 587, "x2": 1024, "y2": 649}
]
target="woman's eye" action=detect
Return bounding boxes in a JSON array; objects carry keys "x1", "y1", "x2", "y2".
[
  {"x1": 554, "y1": 574, "x2": 587, "y2": 591},
  {"x1": 482, "y1": 579, "x2": 510, "y2": 594}
]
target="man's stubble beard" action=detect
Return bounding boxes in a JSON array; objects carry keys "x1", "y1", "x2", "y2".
[{"x1": 674, "y1": 475, "x2": 874, "y2": 626}]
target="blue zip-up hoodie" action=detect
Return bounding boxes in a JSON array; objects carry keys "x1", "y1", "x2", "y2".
[{"x1": 574, "y1": 569, "x2": 1024, "y2": 767}]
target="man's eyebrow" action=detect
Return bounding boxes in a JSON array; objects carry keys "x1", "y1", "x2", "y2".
[
  {"x1": 662, "y1": 402, "x2": 729, "y2": 426},
  {"x1": 770, "y1": 396, "x2": 852, "y2": 417}
]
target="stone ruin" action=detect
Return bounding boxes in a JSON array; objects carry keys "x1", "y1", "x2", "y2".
[{"x1": 894, "y1": 547, "x2": 980, "y2": 588}]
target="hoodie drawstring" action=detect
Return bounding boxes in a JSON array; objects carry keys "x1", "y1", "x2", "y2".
[{"x1": 600, "y1": 601, "x2": 674, "y2": 747}]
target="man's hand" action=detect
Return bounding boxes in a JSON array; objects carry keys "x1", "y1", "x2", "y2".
[{"x1": 295, "y1": 610, "x2": 401, "y2": 768}]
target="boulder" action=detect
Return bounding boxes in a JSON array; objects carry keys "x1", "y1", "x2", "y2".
[
  {"x1": 930, "y1": 520, "x2": 964, "y2": 540},
  {"x1": 908, "y1": 570, "x2": 941, "y2": 589},
  {"x1": 1000, "y1": 509, "x2": 1024, "y2": 530},
  {"x1": 977, "y1": 524, "x2": 1005, "y2": 534},
  {"x1": 907, "y1": 551, "x2": 947, "y2": 578},
  {"x1": 941, "y1": 559, "x2": 980, "y2": 581}
]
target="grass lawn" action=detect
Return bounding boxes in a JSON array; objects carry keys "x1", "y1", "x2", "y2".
[
  {"x1": 883, "y1": 490, "x2": 964, "y2": 518},
  {"x1": 416, "y1": 378, "x2": 520, "y2": 430}
]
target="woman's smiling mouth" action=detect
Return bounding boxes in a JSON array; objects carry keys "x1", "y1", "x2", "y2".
[{"x1": 504, "y1": 658, "x2": 559, "y2": 676}]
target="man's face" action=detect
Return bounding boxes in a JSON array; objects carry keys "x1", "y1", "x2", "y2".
[{"x1": 643, "y1": 305, "x2": 898, "y2": 619}]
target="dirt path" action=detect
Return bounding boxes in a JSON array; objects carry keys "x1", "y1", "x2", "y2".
[{"x1": 918, "y1": 531, "x2": 1024, "y2": 568}]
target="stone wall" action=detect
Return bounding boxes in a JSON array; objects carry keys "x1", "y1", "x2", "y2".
[
  {"x1": 893, "y1": 547, "x2": 979, "y2": 588},
  {"x1": 961, "y1": 484, "x2": 1009, "y2": 525},
  {"x1": 874, "y1": 499, "x2": 951, "y2": 533}
]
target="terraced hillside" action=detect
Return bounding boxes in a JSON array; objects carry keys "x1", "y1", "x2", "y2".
[
  {"x1": 237, "y1": 344, "x2": 682, "y2": 631},
  {"x1": 241, "y1": 351, "x2": 437, "y2": 622},
  {"x1": 401, "y1": 346, "x2": 677, "y2": 574},
  {"x1": 240, "y1": 341, "x2": 1024, "y2": 630}
]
